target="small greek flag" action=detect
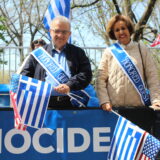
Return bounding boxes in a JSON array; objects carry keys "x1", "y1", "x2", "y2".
[
  {"x1": 108, "y1": 116, "x2": 144, "y2": 160},
  {"x1": 10, "y1": 74, "x2": 52, "y2": 129},
  {"x1": 108, "y1": 115, "x2": 160, "y2": 160}
]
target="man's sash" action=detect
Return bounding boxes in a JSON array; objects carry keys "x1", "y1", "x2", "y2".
[
  {"x1": 31, "y1": 47, "x2": 90, "y2": 107},
  {"x1": 109, "y1": 43, "x2": 151, "y2": 106}
]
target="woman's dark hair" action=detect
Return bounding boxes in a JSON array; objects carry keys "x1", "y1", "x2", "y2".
[
  {"x1": 31, "y1": 39, "x2": 46, "y2": 50},
  {"x1": 106, "y1": 14, "x2": 135, "y2": 40}
]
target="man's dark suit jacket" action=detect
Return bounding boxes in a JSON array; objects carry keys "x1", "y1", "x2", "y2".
[{"x1": 21, "y1": 43, "x2": 92, "y2": 91}]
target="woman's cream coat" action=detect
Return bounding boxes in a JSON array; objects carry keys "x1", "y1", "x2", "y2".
[{"x1": 96, "y1": 41, "x2": 160, "y2": 107}]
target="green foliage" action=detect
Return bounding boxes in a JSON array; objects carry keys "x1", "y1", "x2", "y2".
[
  {"x1": 0, "y1": 16, "x2": 8, "y2": 65},
  {"x1": 0, "y1": 70, "x2": 10, "y2": 84},
  {"x1": 0, "y1": 16, "x2": 7, "y2": 36}
]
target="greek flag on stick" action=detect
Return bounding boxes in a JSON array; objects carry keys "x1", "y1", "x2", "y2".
[
  {"x1": 43, "y1": 0, "x2": 71, "y2": 31},
  {"x1": 10, "y1": 74, "x2": 52, "y2": 129},
  {"x1": 108, "y1": 115, "x2": 160, "y2": 160},
  {"x1": 108, "y1": 116, "x2": 144, "y2": 160}
]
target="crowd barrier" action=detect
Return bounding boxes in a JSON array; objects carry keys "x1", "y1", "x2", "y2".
[{"x1": 0, "y1": 107, "x2": 115, "y2": 160}]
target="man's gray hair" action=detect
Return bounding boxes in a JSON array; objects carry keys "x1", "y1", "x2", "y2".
[{"x1": 51, "y1": 16, "x2": 71, "y2": 30}]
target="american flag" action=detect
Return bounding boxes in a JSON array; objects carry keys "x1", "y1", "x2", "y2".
[
  {"x1": 108, "y1": 115, "x2": 160, "y2": 160},
  {"x1": 10, "y1": 74, "x2": 27, "y2": 130},
  {"x1": 43, "y1": 0, "x2": 71, "y2": 32},
  {"x1": 10, "y1": 74, "x2": 52, "y2": 129},
  {"x1": 136, "y1": 133, "x2": 160, "y2": 160},
  {"x1": 151, "y1": 34, "x2": 160, "y2": 47}
]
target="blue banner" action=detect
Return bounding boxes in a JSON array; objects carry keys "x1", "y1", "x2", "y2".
[
  {"x1": 0, "y1": 84, "x2": 10, "y2": 107},
  {"x1": 0, "y1": 109, "x2": 118, "y2": 160}
]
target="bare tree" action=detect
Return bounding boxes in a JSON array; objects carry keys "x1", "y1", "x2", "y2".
[
  {"x1": 72, "y1": 0, "x2": 159, "y2": 45},
  {"x1": 132, "y1": 0, "x2": 158, "y2": 41},
  {"x1": 0, "y1": 0, "x2": 102, "y2": 64},
  {"x1": 0, "y1": 0, "x2": 159, "y2": 64},
  {"x1": 0, "y1": 0, "x2": 48, "y2": 63}
]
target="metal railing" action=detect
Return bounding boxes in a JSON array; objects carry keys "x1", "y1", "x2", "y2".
[
  {"x1": 0, "y1": 46, "x2": 105, "y2": 84},
  {"x1": 0, "y1": 46, "x2": 30, "y2": 83},
  {"x1": 0, "y1": 46, "x2": 160, "y2": 84}
]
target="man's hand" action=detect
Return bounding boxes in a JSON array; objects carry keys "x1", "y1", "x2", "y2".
[
  {"x1": 101, "y1": 103, "x2": 112, "y2": 111},
  {"x1": 54, "y1": 84, "x2": 70, "y2": 94}
]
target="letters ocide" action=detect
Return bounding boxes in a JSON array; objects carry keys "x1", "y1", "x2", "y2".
[{"x1": 0, "y1": 127, "x2": 111, "y2": 154}]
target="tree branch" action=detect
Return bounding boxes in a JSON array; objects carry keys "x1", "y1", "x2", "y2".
[
  {"x1": 71, "y1": 0, "x2": 101, "y2": 9},
  {"x1": 123, "y1": 0, "x2": 137, "y2": 23},
  {"x1": 133, "y1": 0, "x2": 157, "y2": 41},
  {"x1": 112, "y1": 0, "x2": 121, "y2": 14}
]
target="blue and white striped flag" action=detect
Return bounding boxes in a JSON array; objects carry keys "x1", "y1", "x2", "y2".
[
  {"x1": 108, "y1": 114, "x2": 160, "y2": 160},
  {"x1": 108, "y1": 116, "x2": 145, "y2": 160},
  {"x1": 43, "y1": 0, "x2": 71, "y2": 32},
  {"x1": 10, "y1": 74, "x2": 52, "y2": 129}
]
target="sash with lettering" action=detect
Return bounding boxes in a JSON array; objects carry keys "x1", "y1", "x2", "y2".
[
  {"x1": 109, "y1": 43, "x2": 151, "y2": 106},
  {"x1": 31, "y1": 47, "x2": 90, "y2": 107}
]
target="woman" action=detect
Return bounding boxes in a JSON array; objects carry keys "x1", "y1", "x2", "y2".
[
  {"x1": 96, "y1": 14, "x2": 160, "y2": 132},
  {"x1": 31, "y1": 39, "x2": 46, "y2": 50}
]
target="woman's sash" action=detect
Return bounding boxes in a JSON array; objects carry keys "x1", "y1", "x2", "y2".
[
  {"x1": 31, "y1": 47, "x2": 90, "y2": 107},
  {"x1": 109, "y1": 43, "x2": 151, "y2": 106}
]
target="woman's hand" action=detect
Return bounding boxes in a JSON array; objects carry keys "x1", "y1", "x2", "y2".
[
  {"x1": 150, "y1": 102, "x2": 160, "y2": 110},
  {"x1": 101, "y1": 103, "x2": 112, "y2": 111}
]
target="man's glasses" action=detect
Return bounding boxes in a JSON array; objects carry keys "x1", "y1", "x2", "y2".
[{"x1": 51, "y1": 29, "x2": 70, "y2": 35}]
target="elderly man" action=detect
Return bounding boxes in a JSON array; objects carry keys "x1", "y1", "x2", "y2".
[{"x1": 20, "y1": 16, "x2": 92, "y2": 108}]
